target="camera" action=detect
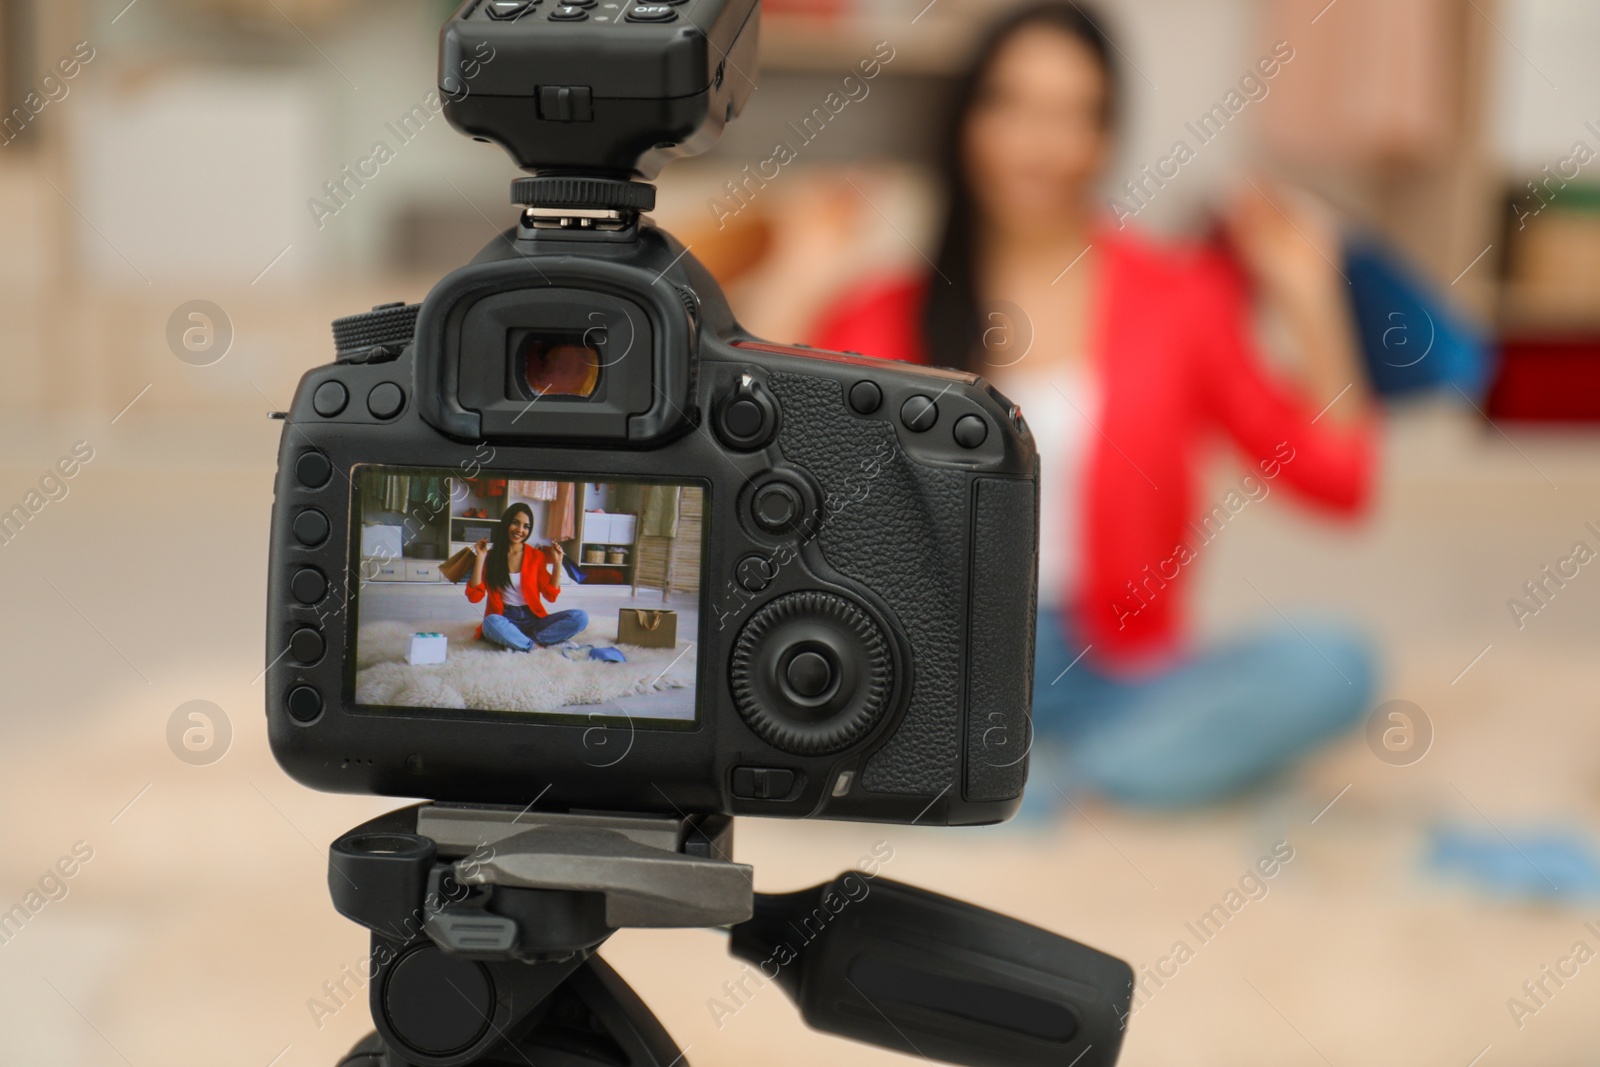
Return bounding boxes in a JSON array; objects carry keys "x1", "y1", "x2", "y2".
[{"x1": 265, "y1": 0, "x2": 1041, "y2": 827}]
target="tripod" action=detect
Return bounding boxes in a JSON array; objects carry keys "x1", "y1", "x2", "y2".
[{"x1": 328, "y1": 804, "x2": 1132, "y2": 1067}]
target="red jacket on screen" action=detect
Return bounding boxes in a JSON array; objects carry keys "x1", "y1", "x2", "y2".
[
  {"x1": 810, "y1": 225, "x2": 1379, "y2": 670},
  {"x1": 466, "y1": 545, "x2": 561, "y2": 639}
]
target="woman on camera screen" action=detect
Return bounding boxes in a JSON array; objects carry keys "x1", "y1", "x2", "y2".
[
  {"x1": 812, "y1": 2, "x2": 1381, "y2": 809},
  {"x1": 468, "y1": 504, "x2": 590, "y2": 651}
]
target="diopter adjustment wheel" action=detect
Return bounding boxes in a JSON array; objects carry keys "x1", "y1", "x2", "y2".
[
  {"x1": 333, "y1": 303, "x2": 420, "y2": 365},
  {"x1": 511, "y1": 176, "x2": 658, "y2": 213},
  {"x1": 731, "y1": 592, "x2": 893, "y2": 756}
]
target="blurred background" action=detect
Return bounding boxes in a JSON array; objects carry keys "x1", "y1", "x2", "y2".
[{"x1": 2, "y1": 0, "x2": 1599, "y2": 1064}]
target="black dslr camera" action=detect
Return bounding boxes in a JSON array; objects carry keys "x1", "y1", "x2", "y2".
[
  {"x1": 266, "y1": 0, "x2": 1041, "y2": 827},
  {"x1": 262, "y1": 6, "x2": 1135, "y2": 1067}
]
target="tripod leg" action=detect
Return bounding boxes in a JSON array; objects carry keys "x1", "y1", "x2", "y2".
[
  {"x1": 334, "y1": 1032, "x2": 385, "y2": 1066},
  {"x1": 505, "y1": 955, "x2": 686, "y2": 1067}
]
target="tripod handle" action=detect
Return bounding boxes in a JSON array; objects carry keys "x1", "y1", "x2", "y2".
[{"x1": 729, "y1": 875, "x2": 1132, "y2": 1067}]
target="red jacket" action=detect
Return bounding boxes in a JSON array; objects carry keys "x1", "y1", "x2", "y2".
[
  {"x1": 811, "y1": 225, "x2": 1378, "y2": 670},
  {"x1": 466, "y1": 545, "x2": 561, "y2": 639}
]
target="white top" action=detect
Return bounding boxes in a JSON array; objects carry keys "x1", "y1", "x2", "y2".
[
  {"x1": 992, "y1": 363, "x2": 1099, "y2": 607},
  {"x1": 502, "y1": 570, "x2": 527, "y2": 609}
]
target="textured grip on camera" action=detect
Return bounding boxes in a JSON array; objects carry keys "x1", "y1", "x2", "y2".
[
  {"x1": 768, "y1": 372, "x2": 967, "y2": 797},
  {"x1": 964, "y1": 478, "x2": 1038, "y2": 803}
]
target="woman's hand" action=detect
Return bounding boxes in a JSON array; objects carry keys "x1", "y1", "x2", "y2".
[
  {"x1": 1223, "y1": 177, "x2": 1343, "y2": 308},
  {"x1": 473, "y1": 538, "x2": 490, "y2": 558},
  {"x1": 1223, "y1": 177, "x2": 1370, "y2": 425},
  {"x1": 546, "y1": 542, "x2": 564, "y2": 570}
]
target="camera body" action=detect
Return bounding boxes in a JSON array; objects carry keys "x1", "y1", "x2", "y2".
[{"x1": 264, "y1": 0, "x2": 1040, "y2": 826}]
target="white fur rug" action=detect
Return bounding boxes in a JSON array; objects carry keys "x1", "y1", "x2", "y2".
[{"x1": 355, "y1": 617, "x2": 692, "y2": 714}]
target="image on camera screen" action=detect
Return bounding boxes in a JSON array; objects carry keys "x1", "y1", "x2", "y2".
[{"x1": 351, "y1": 467, "x2": 703, "y2": 726}]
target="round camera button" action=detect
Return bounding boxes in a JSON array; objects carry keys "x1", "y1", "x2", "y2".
[
  {"x1": 725, "y1": 399, "x2": 764, "y2": 438},
  {"x1": 293, "y1": 509, "x2": 330, "y2": 546},
  {"x1": 785, "y1": 651, "x2": 835, "y2": 700},
  {"x1": 953, "y1": 414, "x2": 989, "y2": 449},
  {"x1": 367, "y1": 382, "x2": 405, "y2": 420},
  {"x1": 289, "y1": 628, "x2": 325, "y2": 664},
  {"x1": 717, "y1": 377, "x2": 779, "y2": 450},
  {"x1": 290, "y1": 567, "x2": 328, "y2": 604},
  {"x1": 849, "y1": 380, "x2": 882, "y2": 415},
  {"x1": 900, "y1": 395, "x2": 938, "y2": 433},
  {"x1": 286, "y1": 686, "x2": 323, "y2": 724},
  {"x1": 753, "y1": 484, "x2": 802, "y2": 533},
  {"x1": 313, "y1": 381, "x2": 349, "y2": 418},
  {"x1": 737, "y1": 555, "x2": 775, "y2": 594},
  {"x1": 626, "y1": 3, "x2": 678, "y2": 20},
  {"x1": 295, "y1": 451, "x2": 333, "y2": 489}
]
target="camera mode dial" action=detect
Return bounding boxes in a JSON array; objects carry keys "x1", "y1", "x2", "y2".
[{"x1": 731, "y1": 592, "x2": 893, "y2": 756}]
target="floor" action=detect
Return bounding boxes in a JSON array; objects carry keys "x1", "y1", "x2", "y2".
[
  {"x1": 357, "y1": 581, "x2": 701, "y2": 720},
  {"x1": 0, "y1": 403, "x2": 1597, "y2": 1066},
  {"x1": 358, "y1": 579, "x2": 702, "y2": 637}
]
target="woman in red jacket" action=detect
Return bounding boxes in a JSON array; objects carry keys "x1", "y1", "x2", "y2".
[
  {"x1": 812, "y1": 2, "x2": 1379, "y2": 808},
  {"x1": 468, "y1": 504, "x2": 589, "y2": 650}
]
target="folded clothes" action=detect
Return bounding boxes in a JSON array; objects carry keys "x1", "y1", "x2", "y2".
[{"x1": 1427, "y1": 823, "x2": 1600, "y2": 904}]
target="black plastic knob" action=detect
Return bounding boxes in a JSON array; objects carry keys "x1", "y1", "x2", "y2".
[
  {"x1": 753, "y1": 484, "x2": 803, "y2": 533},
  {"x1": 333, "y1": 303, "x2": 419, "y2": 364},
  {"x1": 717, "y1": 375, "x2": 779, "y2": 451},
  {"x1": 731, "y1": 592, "x2": 893, "y2": 756},
  {"x1": 901, "y1": 395, "x2": 939, "y2": 433}
]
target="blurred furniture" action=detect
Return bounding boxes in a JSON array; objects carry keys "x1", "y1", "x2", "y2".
[
  {"x1": 1263, "y1": 0, "x2": 1500, "y2": 315},
  {"x1": 571, "y1": 504, "x2": 640, "y2": 588},
  {"x1": 632, "y1": 488, "x2": 703, "y2": 603},
  {"x1": 172, "y1": 0, "x2": 364, "y2": 28},
  {"x1": 1488, "y1": 336, "x2": 1600, "y2": 422},
  {"x1": 1488, "y1": 182, "x2": 1600, "y2": 422}
]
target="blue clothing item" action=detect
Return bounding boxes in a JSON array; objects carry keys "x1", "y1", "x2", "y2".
[
  {"x1": 1427, "y1": 824, "x2": 1600, "y2": 904},
  {"x1": 1345, "y1": 233, "x2": 1495, "y2": 400},
  {"x1": 482, "y1": 606, "x2": 591, "y2": 651},
  {"x1": 1030, "y1": 608, "x2": 1377, "y2": 809}
]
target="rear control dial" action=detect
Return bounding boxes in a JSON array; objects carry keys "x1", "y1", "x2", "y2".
[{"x1": 731, "y1": 592, "x2": 893, "y2": 756}]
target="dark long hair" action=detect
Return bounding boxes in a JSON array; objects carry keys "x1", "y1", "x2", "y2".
[
  {"x1": 923, "y1": 2, "x2": 1120, "y2": 373},
  {"x1": 486, "y1": 503, "x2": 535, "y2": 591}
]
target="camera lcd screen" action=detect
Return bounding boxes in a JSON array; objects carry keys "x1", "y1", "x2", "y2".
[{"x1": 351, "y1": 467, "x2": 704, "y2": 727}]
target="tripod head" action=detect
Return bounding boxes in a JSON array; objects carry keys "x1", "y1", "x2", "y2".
[{"x1": 329, "y1": 805, "x2": 1131, "y2": 1067}]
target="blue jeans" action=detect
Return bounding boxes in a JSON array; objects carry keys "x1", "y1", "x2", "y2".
[
  {"x1": 1030, "y1": 608, "x2": 1377, "y2": 809},
  {"x1": 481, "y1": 606, "x2": 590, "y2": 651}
]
